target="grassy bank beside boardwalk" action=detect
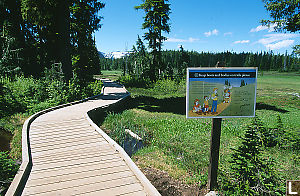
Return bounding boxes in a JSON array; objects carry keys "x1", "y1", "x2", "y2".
[{"x1": 101, "y1": 71, "x2": 299, "y2": 194}]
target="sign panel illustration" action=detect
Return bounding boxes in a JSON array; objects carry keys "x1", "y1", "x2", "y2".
[{"x1": 186, "y1": 67, "x2": 257, "y2": 118}]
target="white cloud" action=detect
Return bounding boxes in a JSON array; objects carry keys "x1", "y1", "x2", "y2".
[
  {"x1": 166, "y1": 38, "x2": 186, "y2": 42},
  {"x1": 257, "y1": 33, "x2": 299, "y2": 50},
  {"x1": 233, "y1": 40, "x2": 250, "y2": 44},
  {"x1": 166, "y1": 37, "x2": 200, "y2": 43},
  {"x1": 250, "y1": 24, "x2": 277, "y2": 33},
  {"x1": 266, "y1": 40, "x2": 295, "y2": 50},
  {"x1": 187, "y1": 37, "x2": 200, "y2": 42},
  {"x1": 204, "y1": 29, "x2": 219, "y2": 37},
  {"x1": 258, "y1": 33, "x2": 298, "y2": 45},
  {"x1": 250, "y1": 25, "x2": 269, "y2": 32},
  {"x1": 224, "y1": 32, "x2": 233, "y2": 36}
]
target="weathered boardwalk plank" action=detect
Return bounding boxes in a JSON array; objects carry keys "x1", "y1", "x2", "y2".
[{"x1": 8, "y1": 79, "x2": 160, "y2": 196}]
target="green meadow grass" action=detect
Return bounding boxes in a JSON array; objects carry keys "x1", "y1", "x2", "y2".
[
  {"x1": 101, "y1": 71, "x2": 300, "y2": 190},
  {"x1": 95, "y1": 70, "x2": 123, "y2": 81}
]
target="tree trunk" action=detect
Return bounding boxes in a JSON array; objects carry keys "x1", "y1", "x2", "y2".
[{"x1": 57, "y1": 1, "x2": 72, "y2": 81}]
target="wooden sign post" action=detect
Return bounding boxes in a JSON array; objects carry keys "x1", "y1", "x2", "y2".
[{"x1": 207, "y1": 118, "x2": 222, "y2": 190}]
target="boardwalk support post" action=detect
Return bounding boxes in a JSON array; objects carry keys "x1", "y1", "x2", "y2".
[{"x1": 207, "y1": 118, "x2": 222, "y2": 191}]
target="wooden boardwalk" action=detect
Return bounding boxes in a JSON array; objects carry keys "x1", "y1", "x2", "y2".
[{"x1": 7, "y1": 79, "x2": 160, "y2": 196}]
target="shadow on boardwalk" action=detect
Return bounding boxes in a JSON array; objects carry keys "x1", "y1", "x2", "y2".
[{"x1": 100, "y1": 93, "x2": 129, "y2": 100}]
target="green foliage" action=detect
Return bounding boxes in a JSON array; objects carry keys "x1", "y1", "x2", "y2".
[
  {"x1": 253, "y1": 117, "x2": 277, "y2": 147},
  {"x1": 0, "y1": 76, "x2": 47, "y2": 116},
  {"x1": 0, "y1": 0, "x2": 25, "y2": 77},
  {"x1": 102, "y1": 72, "x2": 300, "y2": 192},
  {"x1": 118, "y1": 75, "x2": 151, "y2": 88},
  {"x1": 0, "y1": 152, "x2": 19, "y2": 193},
  {"x1": 119, "y1": 76, "x2": 186, "y2": 99},
  {"x1": 0, "y1": 36, "x2": 22, "y2": 76},
  {"x1": 256, "y1": 114, "x2": 300, "y2": 151},
  {"x1": 271, "y1": 115, "x2": 286, "y2": 147},
  {"x1": 273, "y1": 115, "x2": 300, "y2": 150},
  {"x1": 86, "y1": 79, "x2": 104, "y2": 96},
  {"x1": 152, "y1": 78, "x2": 185, "y2": 95},
  {"x1": 220, "y1": 118, "x2": 284, "y2": 195},
  {"x1": 262, "y1": 0, "x2": 300, "y2": 33},
  {"x1": 0, "y1": 73, "x2": 103, "y2": 119},
  {"x1": 0, "y1": 79, "x2": 19, "y2": 118}
]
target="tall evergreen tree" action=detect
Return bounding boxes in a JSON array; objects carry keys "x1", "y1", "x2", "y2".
[
  {"x1": 0, "y1": 0, "x2": 25, "y2": 76},
  {"x1": 21, "y1": 0, "x2": 72, "y2": 79},
  {"x1": 178, "y1": 45, "x2": 189, "y2": 76},
  {"x1": 134, "y1": 35, "x2": 148, "y2": 77},
  {"x1": 135, "y1": 0, "x2": 171, "y2": 81},
  {"x1": 70, "y1": 0, "x2": 105, "y2": 84},
  {"x1": 21, "y1": 0, "x2": 104, "y2": 82}
]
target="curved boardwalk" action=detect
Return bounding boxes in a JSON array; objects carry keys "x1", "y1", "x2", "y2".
[{"x1": 17, "y1": 79, "x2": 159, "y2": 196}]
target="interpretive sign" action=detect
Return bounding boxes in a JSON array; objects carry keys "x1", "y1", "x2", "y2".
[{"x1": 186, "y1": 67, "x2": 257, "y2": 118}]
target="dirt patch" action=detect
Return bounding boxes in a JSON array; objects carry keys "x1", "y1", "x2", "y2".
[{"x1": 140, "y1": 167, "x2": 208, "y2": 196}]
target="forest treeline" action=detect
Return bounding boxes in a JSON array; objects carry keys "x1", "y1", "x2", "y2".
[{"x1": 100, "y1": 47, "x2": 300, "y2": 78}]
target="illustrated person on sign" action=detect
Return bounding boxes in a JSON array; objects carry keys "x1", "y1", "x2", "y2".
[
  {"x1": 211, "y1": 88, "x2": 218, "y2": 113},
  {"x1": 202, "y1": 96, "x2": 210, "y2": 113},
  {"x1": 192, "y1": 99, "x2": 201, "y2": 113},
  {"x1": 223, "y1": 88, "x2": 230, "y2": 103}
]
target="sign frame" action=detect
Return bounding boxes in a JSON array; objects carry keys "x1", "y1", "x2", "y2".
[{"x1": 186, "y1": 67, "x2": 258, "y2": 119}]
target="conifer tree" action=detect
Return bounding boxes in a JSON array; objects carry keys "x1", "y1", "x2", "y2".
[
  {"x1": 21, "y1": 0, "x2": 73, "y2": 80},
  {"x1": 134, "y1": 35, "x2": 148, "y2": 77},
  {"x1": 70, "y1": 0, "x2": 105, "y2": 84},
  {"x1": 224, "y1": 117, "x2": 284, "y2": 195},
  {"x1": 135, "y1": 0, "x2": 171, "y2": 81},
  {"x1": 262, "y1": 0, "x2": 300, "y2": 33}
]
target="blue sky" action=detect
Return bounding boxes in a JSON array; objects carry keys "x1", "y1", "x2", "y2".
[{"x1": 94, "y1": 0, "x2": 300, "y2": 54}]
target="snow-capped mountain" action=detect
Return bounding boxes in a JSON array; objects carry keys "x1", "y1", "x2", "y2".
[{"x1": 99, "y1": 51, "x2": 131, "y2": 59}]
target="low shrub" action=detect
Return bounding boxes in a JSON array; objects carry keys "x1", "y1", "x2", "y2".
[
  {"x1": 0, "y1": 76, "x2": 47, "y2": 117},
  {"x1": 118, "y1": 75, "x2": 151, "y2": 88},
  {"x1": 0, "y1": 74, "x2": 103, "y2": 118},
  {"x1": 86, "y1": 79, "x2": 103, "y2": 97},
  {"x1": 152, "y1": 78, "x2": 185, "y2": 95}
]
